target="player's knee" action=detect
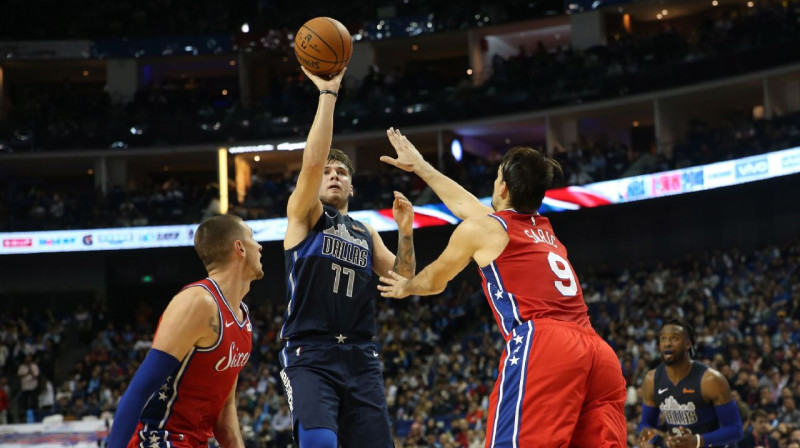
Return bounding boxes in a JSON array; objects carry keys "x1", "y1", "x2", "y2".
[{"x1": 298, "y1": 422, "x2": 337, "y2": 448}]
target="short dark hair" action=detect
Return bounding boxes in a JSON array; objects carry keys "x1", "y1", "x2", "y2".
[
  {"x1": 194, "y1": 214, "x2": 246, "y2": 270},
  {"x1": 500, "y1": 147, "x2": 562, "y2": 213},
  {"x1": 328, "y1": 148, "x2": 355, "y2": 177},
  {"x1": 749, "y1": 409, "x2": 768, "y2": 421},
  {"x1": 661, "y1": 319, "x2": 696, "y2": 356}
]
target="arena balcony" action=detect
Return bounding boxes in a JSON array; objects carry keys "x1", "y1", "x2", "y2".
[{"x1": 0, "y1": 0, "x2": 799, "y2": 154}]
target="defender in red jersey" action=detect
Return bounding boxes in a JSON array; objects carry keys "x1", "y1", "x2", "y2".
[
  {"x1": 379, "y1": 129, "x2": 627, "y2": 448},
  {"x1": 107, "y1": 214, "x2": 262, "y2": 448}
]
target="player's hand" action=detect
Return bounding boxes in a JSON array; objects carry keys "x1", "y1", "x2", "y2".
[
  {"x1": 665, "y1": 427, "x2": 699, "y2": 448},
  {"x1": 638, "y1": 427, "x2": 662, "y2": 446},
  {"x1": 665, "y1": 435, "x2": 700, "y2": 448},
  {"x1": 302, "y1": 66, "x2": 346, "y2": 93},
  {"x1": 378, "y1": 270, "x2": 411, "y2": 299},
  {"x1": 392, "y1": 191, "x2": 414, "y2": 235},
  {"x1": 382, "y1": 127, "x2": 426, "y2": 172}
]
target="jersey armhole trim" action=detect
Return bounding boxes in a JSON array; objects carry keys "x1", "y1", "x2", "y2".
[
  {"x1": 182, "y1": 283, "x2": 224, "y2": 352},
  {"x1": 284, "y1": 205, "x2": 330, "y2": 253},
  {"x1": 488, "y1": 214, "x2": 508, "y2": 232}
]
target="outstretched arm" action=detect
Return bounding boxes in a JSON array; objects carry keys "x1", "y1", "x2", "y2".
[
  {"x1": 378, "y1": 218, "x2": 481, "y2": 298},
  {"x1": 285, "y1": 68, "x2": 346, "y2": 249},
  {"x1": 383, "y1": 128, "x2": 492, "y2": 220},
  {"x1": 372, "y1": 191, "x2": 416, "y2": 278}
]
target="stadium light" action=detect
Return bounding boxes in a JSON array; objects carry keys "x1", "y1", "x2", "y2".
[
  {"x1": 218, "y1": 148, "x2": 229, "y2": 214},
  {"x1": 451, "y1": 138, "x2": 463, "y2": 162}
]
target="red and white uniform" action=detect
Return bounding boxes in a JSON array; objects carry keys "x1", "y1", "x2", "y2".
[
  {"x1": 479, "y1": 210, "x2": 626, "y2": 448},
  {"x1": 128, "y1": 278, "x2": 252, "y2": 448}
]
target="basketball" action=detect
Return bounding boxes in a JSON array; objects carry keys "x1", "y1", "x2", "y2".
[{"x1": 294, "y1": 17, "x2": 353, "y2": 76}]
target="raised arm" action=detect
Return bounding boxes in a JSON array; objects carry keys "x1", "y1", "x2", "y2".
[
  {"x1": 371, "y1": 191, "x2": 415, "y2": 278},
  {"x1": 285, "y1": 68, "x2": 346, "y2": 249},
  {"x1": 378, "y1": 217, "x2": 483, "y2": 298},
  {"x1": 383, "y1": 128, "x2": 492, "y2": 220}
]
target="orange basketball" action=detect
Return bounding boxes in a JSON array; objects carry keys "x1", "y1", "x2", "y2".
[{"x1": 294, "y1": 17, "x2": 353, "y2": 76}]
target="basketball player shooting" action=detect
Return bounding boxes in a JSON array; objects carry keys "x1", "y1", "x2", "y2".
[
  {"x1": 379, "y1": 128, "x2": 627, "y2": 447},
  {"x1": 107, "y1": 214, "x2": 263, "y2": 448},
  {"x1": 638, "y1": 320, "x2": 743, "y2": 447},
  {"x1": 278, "y1": 68, "x2": 415, "y2": 448}
]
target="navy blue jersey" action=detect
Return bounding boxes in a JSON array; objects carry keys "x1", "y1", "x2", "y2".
[
  {"x1": 281, "y1": 205, "x2": 377, "y2": 339},
  {"x1": 654, "y1": 361, "x2": 737, "y2": 447}
]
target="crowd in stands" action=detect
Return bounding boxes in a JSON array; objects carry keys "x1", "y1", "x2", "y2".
[
  {"x1": 1, "y1": 0, "x2": 247, "y2": 39},
  {"x1": 0, "y1": 0, "x2": 555, "y2": 40},
  {"x1": 484, "y1": 0, "x2": 800, "y2": 106},
  {"x1": 1, "y1": 1, "x2": 800, "y2": 151},
  {"x1": 1, "y1": 235, "x2": 799, "y2": 447},
  {"x1": 0, "y1": 176, "x2": 214, "y2": 232},
  {"x1": 554, "y1": 110, "x2": 800, "y2": 186},
  {"x1": 2, "y1": 109, "x2": 799, "y2": 232},
  {"x1": 3, "y1": 1, "x2": 800, "y2": 446}
]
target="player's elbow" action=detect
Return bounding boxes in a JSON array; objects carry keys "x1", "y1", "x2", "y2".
[{"x1": 430, "y1": 281, "x2": 447, "y2": 296}]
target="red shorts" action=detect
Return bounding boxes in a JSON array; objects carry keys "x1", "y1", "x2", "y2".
[
  {"x1": 484, "y1": 319, "x2": 627, "y2": 448},
  {"x1": 126, "y1": 423, "x2": 207, "y2": 448}
]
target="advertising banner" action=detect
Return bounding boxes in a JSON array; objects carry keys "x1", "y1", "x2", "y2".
[
  {"x1": 2, "y1": 146, "x2": 799, "y2": 255},
  {"x1": 0, "y1": 420, "x2": 108, "y2": 448}
]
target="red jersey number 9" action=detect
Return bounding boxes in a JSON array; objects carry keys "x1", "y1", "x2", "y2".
[{"x1": 547, "y1": 252, "x2": 578, "y2": 297}]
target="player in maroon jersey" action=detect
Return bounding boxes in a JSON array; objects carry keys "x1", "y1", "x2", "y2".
[
  {"x1": 107, "y1": 214, "x2": 262, "y2": 448},
  {"x1": 378, "y1": 128, "x2": 627, "y2": 447}
]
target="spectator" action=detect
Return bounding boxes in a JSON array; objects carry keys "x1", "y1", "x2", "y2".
[
  {"x1": 271, "y1": 403, "x2": 292, "y2": 447},
  {"x1": 620, "y1": 146, "x2": 658, "y2": 178},
  {"x1": 38, "y1": 377, "x2": 55, "y2": 416},
  {"x1": 0, "y1": 376, "x2": 9, "y2": 424},
  {"x1": 17, "y1": 354, "x2": 39, "y2": 412},
  {"x1": 738, "y1": 408, "x2": 779, "y2": 448},
  {"x1": 778, "y1": 397, "x2": 800, "y2": 425}
]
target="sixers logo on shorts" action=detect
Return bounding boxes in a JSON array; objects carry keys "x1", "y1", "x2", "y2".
[{"x1": 82, "y1": 235, "x2": 93, "y2": 246}]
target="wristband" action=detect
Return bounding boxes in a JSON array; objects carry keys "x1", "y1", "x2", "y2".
[
  {"x1": 319, "y1": 90, "x2": 338, "y2": 97},
  {"x1": 696, "y1": 434, "x2": 701, "y2": 448}
]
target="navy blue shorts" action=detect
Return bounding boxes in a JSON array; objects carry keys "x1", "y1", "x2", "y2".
[{"x1": 279, "y1": 338, "x2": 393, "y2": 448}]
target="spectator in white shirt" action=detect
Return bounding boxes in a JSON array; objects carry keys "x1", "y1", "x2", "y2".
[{"x1": 17, "y1": 354, "x2": 39, "y2": 411}]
